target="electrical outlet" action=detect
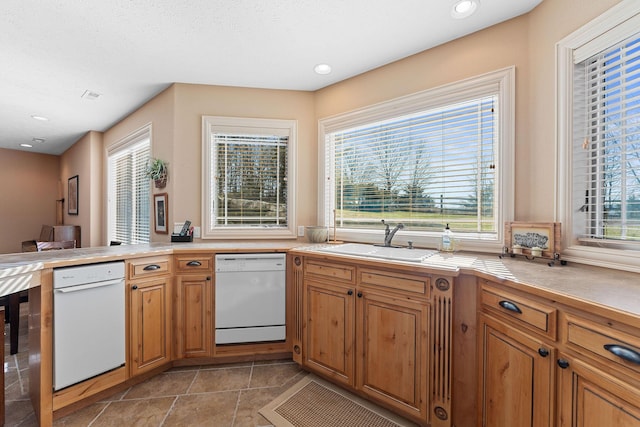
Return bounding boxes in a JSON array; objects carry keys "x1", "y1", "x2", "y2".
[
  {"x1": 193, "y1": 226, "x2": 201, "y2": 238},
  {"x1": 298, "y1": 225, "x2": 305, "y2": 237}
]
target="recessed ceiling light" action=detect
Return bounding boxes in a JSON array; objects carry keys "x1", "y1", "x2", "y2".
[
  {"x1": 81, "y1": 90, "x2": 102, "y2": 100},
  {"x1": 31, "y1": 115, "x2": 49, "y2": 121},
  {"x1": 314, "y1": 64, "x2": 332, "y2": 75},
  {"x1": 451, "y1": 0, "x2": 478, "y2": 18},
  {"x1": 20, "y1": 143, "x2": 33, "y2": 148},
  {"x1": 32, "y1": 137, "x2": 45, "y2": 143}
]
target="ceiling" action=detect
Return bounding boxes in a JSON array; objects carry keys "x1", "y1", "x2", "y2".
[{"x1": 0, "y1": 0, "x2": 542, "y2": 155}]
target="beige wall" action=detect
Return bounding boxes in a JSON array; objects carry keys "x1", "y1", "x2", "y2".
[
  {"x1": 103, "y1": 83, "x2": 315, "y2": 243},
  {"x1": 315, "y1": 0, "x2": 621, "y2": 222},
  {"x1": 103, "y1": 85, "x2": 176, "y2": 242},
  {"x1": 36, "y1": 0, "x2": 625, "y2": 248},
  {"x1": 60, "y1": 131, "x2": 104, "y2": 247},
  {"x1": 0, "y1": 148, "x2": 59, "y2": 253},
  {"x1": 171, "y1": 84, "x2": 316, "y2": 239}
]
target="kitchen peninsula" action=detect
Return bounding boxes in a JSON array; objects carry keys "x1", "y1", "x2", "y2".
[{"x1": 1, "y1": 242, "x2": 639, "y2": 427}]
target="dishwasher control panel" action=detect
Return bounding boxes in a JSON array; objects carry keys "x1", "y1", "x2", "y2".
[
  {"x1": 215, "y1": 253, "x2": 285, "y2": 273},
  {"x1": 53, "y1": 261, "x2": 125, "y2": 288}
]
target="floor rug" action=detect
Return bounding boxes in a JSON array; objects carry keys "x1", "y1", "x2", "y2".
[{"x1": 259, "y1": 374, "x2": 418, "y2": 427}]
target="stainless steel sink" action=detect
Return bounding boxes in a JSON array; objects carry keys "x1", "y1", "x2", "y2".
[{"x1": 319, "y1": 243, "x2": 435, "y2": 262}]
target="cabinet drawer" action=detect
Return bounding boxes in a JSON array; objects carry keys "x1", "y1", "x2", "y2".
[
  {"x1": 128, "y1": 256, "x2": 171, "y2": 280},
  {"x1": 480, "y1": 283, "x2": 557, "y2": 340},
  {"x1": 304, "y1": 259, "x2": 355, "y2": 284},
  {"x1": 564, "y1": 314, "x2": 640, "y2": 374},
  {"x1": 359, "y1": 268, "x2": 430, "y2": 297},
  {"x1": 175, "y1": 255, "x2": 212, "y2": 273}
]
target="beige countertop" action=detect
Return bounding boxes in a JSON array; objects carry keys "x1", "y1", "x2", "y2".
[
  {"x1": 1, "y1": 242, "x2": 639, "y2": 320},
  {"x1": 0, "y1": 241, "x2": 301, "y2": 297},
  {"x1": 294, "y1": 245, "x2": 640, "y2": 319}
]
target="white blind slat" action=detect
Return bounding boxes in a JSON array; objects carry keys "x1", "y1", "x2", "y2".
[
  {"x1": 108, "y1": 137, "x2": 150, "y2": 244},
  {"x1": 327, "y1": 96, "x2": 497, "y2": 232},
  {"x1": 574, "y1": 31, "x2": 640, "y2": 241}
]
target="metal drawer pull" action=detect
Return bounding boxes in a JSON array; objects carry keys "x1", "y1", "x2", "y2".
[
  {"x1": 604, "y1": 344, "x2": 640, "y2": 365},
  {"x1": 186, "y1": 260, "x2": 202, "y2": 267},
  {"x1": 498, "y1": 300, "x2": 522, "y2": 314},
  {"x1": 143, "y1": 264, "x2": 161, "y2": 271}
]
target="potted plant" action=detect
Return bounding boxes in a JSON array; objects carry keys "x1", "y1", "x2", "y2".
[{"x1": 145, "y1": 158, "x2": 168, "y2": 188}]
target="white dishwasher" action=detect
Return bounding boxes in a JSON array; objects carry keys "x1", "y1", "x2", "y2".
[
  {"x1": 53, "y1": 262, "x2": 125, "y2": 390},
  {"x1": 215, "y1": 253, "x2": 286, "y2": 344}
]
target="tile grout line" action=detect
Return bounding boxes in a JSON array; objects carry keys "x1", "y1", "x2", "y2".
[
  {"x1": 231, "y1": 361, "x2": 254, "y2": 426},
  {"x1": 158, "y1": 396, "x2": 179, "y2": 427},
  {"x1": 184, "y1": 366, "x2": 201, "y2": 395},
  {"x1": 86, "y1": 401, "x2": 113, "y2": 427}
]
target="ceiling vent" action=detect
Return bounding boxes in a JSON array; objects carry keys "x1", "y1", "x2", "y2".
[{"x1": 81, "y1": 90, "x2": 102, "y2": 100}]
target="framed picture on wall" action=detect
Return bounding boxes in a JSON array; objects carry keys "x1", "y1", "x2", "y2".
[
  {"x1": 154, "y1": 193, "x2": 168, "y2": 234},
  {"x1": 68, "y1": 175, "x2": 79, "y2": 215}
]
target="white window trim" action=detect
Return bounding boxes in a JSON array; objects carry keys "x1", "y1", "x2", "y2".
[
  {"x1": 318, "y1": 67, "x2": 515, "y2": 252},
  {"x1": 106, "y1": 123, "x2": 152, "y2": 244},
  {"x1": 201, "y1": 116, "x2": 298, "y2": 239},
  {"x1": 556, "y1": 0, "x2": 640, "y2": 272}
]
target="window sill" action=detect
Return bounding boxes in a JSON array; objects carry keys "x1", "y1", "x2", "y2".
[{"x1": 561, "y1": 244, "x2": 640, "y2": 273}]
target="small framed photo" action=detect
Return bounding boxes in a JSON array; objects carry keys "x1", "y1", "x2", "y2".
[
  {"x1": 68, "y1": 175, "x2": 79, "y2": 215},
  {"x1": 504, "y1": 222, "x2": 561, "y2": 259},
  {"x1": 154, "y1": 193, "x2": 168, "y2": 234}
]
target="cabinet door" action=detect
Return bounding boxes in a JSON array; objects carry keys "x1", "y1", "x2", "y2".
[
  {"x1": 479, "y1": 315, "x2": 555, "y2": 427},
  {"x1": 175, "y1": 274, "x2": 212, "y2": 358},
  {"x1": 358, "y1": 291, "x2": 429, "y2": 421},
  {"x1": 304, "y1": 280, "x2": 355, "y2": 386},
  {"x1": 130, "y1": 276, "x2": 172, "y2": 376},
  {"x1": 558, "y1": 357, "x2": 640, "y2": 427}
]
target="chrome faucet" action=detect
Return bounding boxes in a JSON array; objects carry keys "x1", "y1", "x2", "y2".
[{"x1": 381, "y1": 219, "x2": 404, "y2": 247}]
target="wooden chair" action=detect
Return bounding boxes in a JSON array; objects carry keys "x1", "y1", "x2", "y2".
[{"x1": 1, "y1": 239, "x2": 76, "y2": 354}]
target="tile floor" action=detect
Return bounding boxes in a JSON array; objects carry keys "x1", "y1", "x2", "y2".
[{"x1": 4, "y1": 303, "x2": 305, "y2": 426}]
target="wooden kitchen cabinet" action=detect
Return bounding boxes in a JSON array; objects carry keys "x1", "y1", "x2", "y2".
[
  {"x1": 128, "y1": 257, "x2": 172, "y2": 377},
  {"x1": 479, "y1": 314, "x2": 555, "y2": 427},
  {"x1": 300, "y1": 256, "x2": 435, "y2": 425},
  {"x1": 557, "y1": 311, "x2": 640, "y2": 426},
  {"x1": 478, "y1": 279, "x2": 640, "y2": 427},
  {"x1": 174, "y1": 254, "x2": 213, "y2": 358},
  {"x1": 358, "y1": 290, "x2": 428, "y2": 420},
  {"x1": 478, "y1": 280, "x2": 556, "y2": 427},
  {"x1": 304, "y1": 280, "x2": 355, "y2": 386},
  {"x1": 557, "y1": 356, "x2": 640, "y2": 427}
]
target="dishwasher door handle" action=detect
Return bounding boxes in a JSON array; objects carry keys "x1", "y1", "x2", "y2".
[{"x1": 55, "y1": 279, "x2": 124, "y2": 293}]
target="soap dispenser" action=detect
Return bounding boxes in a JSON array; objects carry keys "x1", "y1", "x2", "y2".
[{"x1": 441, "y1": 223, "x2": 453, "y2": 252}]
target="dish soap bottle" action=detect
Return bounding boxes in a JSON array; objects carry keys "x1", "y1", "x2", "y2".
[{"x1": 441, "y1": 223, "x2": 453, "y2": 252}]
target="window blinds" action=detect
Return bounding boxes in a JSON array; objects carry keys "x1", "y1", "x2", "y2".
[
  {"x1": 212, "y1": 133, "x2": 288, "y2": 227},
  {"x1": 573, "y1": 33, "x2": 640, "y2": 242},
  {"x1": 108, "y1": 139, "x2": 150, "y2": 244},
  {"x1": 326, "y1": 96, "x2": 497, "y2": 233}
]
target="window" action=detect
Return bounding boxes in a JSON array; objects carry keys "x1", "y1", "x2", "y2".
[
  {"x1": 319, "y1": 68, "x2": 514, "y2": 251},
  {"x1": 107, "y1": 125, "x2": 151, "y2": 244},
  {"x1": 557, "y1": 0, "x2": 640, "y2": 270},
  {"x1": 202, "y1": 116, "x2": 297, "y2": 239}
]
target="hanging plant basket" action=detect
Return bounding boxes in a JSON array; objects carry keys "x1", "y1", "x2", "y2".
[
  {"x1": 145, "y1": 158, "x2": 168, "y2": 189},
  {"x1": 154, "y1": 177, "x2": 167, "y2": 189}
]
